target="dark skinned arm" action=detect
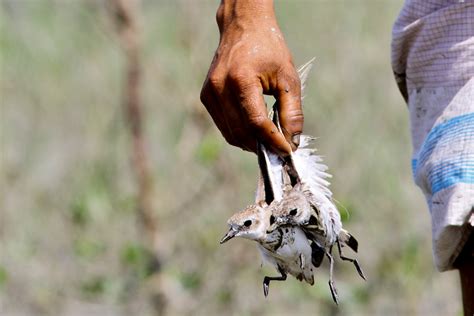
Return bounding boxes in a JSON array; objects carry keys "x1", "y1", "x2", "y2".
[{"x1": 200, "y1": 0, "x2": 303, "y2": 156}]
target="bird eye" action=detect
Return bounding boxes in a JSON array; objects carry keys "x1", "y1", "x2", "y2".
[
  {"x1": 244, "y1": 220, "x2": 252, "y2": 227},
  {"x1": 289, "y1": 209, "x2": 297, "y2": 216}
]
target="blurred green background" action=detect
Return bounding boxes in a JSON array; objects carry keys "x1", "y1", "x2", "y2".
[{"x1": 0, "y1": 1, "x2": 462, "y2": 315}]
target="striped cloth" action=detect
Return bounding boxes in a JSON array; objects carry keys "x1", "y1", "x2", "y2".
[{"x1": 392, "y1": 0, "x2": 474, "y2": 271}]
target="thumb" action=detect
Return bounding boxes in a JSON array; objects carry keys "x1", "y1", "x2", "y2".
[{"x1": 277, "y1": 72, "x2": 303, "y2": 151}]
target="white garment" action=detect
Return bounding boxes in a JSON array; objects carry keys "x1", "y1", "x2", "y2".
[{"x1": 391, "y1": 0, "x2": 474, "y2": 271}]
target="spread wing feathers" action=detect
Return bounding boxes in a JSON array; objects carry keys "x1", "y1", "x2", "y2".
[
  {"x1": 306, "y1": 188, "x2": 356, "y2": 252},
  {"x1": 297, "y1": 57, "x2": 315, "y2": 100},
  {"x1": 292, "y1": 136, "x2": 332, "y2": 199},
  {"x1": 305, "y1": 191, "x2": 341, "y2": 246}
]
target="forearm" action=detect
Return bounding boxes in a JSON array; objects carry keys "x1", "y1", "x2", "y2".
[
  {"x1": 217, "y1": 0, "x2": 275, "y2": 26},
  {"x1": 201, "y1": 0, "x2": 302, "y2": 155}
]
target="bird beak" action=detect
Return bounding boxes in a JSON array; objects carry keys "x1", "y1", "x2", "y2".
[{"x1": 220, "y1": 228, "x2": 237, "y2": 244}]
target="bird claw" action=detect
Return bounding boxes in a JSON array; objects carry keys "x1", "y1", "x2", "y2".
[
  {"x1": 263, "y1": 280, "x2": 270, "y2": 297},
  {"x1": 354, "y1": 259, "x2": 366, "y2": 281},
  {"x1": 328, "y1": 280, "x2": 339, "y2": 305}
]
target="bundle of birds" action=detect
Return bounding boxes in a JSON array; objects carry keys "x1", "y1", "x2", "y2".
[{"x1": 220, "y1": 59, "x2": 365, "y2": 304}]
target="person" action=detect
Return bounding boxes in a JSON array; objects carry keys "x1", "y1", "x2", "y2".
[
  {"x1": 199, "y1": 0, "x2": 302, "y2": 157},
  {"x1": 200, "y1": 0, "x2": 473, "y2": 314}
]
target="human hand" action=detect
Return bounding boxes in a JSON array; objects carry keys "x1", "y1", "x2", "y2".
[{"x1": 200, "y1": 0, "x2": 303, "y2": 156}]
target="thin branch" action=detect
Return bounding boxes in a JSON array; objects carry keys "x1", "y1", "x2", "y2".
[{"x1": 109, "y1": 0, "x2": 164, "y2": 314}]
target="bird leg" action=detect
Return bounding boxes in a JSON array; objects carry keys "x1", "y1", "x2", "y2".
[
  {"x1": 263, "y1": 266, "x2": 287, "y2": 297},
  {"x1": 336, "y1": 239, "x2": 366, "y2": 280},
  {"x1": 326, "y1": 247, "x2": 339, "y2": 305}
]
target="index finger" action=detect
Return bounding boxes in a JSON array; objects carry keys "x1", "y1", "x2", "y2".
[{"x1": 237, "y1": 84, "x2": 292, "y2": 156}]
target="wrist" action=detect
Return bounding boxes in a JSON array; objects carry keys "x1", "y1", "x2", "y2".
[{"x1": 217, "y1": 0, "x2": 276, "y2": 32}]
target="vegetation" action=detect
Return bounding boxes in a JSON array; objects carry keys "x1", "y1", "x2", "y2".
[{"x1": 0, "y1": 1, "x2": 461, "y2": 315}]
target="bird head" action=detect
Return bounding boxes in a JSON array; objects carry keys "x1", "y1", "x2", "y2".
[
  {"x1": 268, "y1": 189, "x2": 312, "y2": 232},
  {"x1": 220, "y1": 204, "x2": 269, "y2": 244}
]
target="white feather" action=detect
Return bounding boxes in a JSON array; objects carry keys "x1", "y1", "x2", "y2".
[
  {"x1": 297, "y1": 57, "x2": 315, "y2": 100},
  {"x1": 255, "y1": 144, "x2": 285, "y2": 203},
  {"x1": 291, "y1": 58, "x2": 342, "y2": 245},
  {"x1": 292, "y1": 136, "x2": 332, "y2": 199},
  {"x1": 265, "y1": 145, "x2": 285, "y2": 201}
]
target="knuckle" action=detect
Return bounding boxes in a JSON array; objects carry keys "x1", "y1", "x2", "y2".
[
  {"x1": 207, "y1": 73, "x2": 225, "y2": 92},
  {"x1": 279, "y1": 67, "x2": 301, "y2": 88},
  {"x1": 208, "y1": 77, "x2": 222, "y2": 91},
  {"x1": 291, "y1": 74, "x2": 301, "y2": 88},
  {"x1": 286, "y1": 116, "x2": 304, "y2": 132},
  {"x1": 247, "y1": 114, "x2": 267, "y2": 129},
  {"x1": 287, "y1": 74, "x2": 301, "y2": 90},
  {"x1": 229, "y1": 68, "x2": 253, "y2": 86},
  {"x1": 285, "y1": 108, "x2": 304, "y2": 119},
  {"x1": 230, "y1": 69, "x2": 246, "y2": 82},
  {"x1": 280, "y1": 109, "x2": 303, "y2": 132}
]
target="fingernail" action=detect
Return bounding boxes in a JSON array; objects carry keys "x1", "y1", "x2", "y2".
[{"x1": 292, "y1": 134, "x2": 301, "y2": 147}]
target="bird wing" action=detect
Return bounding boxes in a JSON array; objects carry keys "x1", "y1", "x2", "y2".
[
  {"x1": 292, "y1": 136, "x2": 332, "y2": 199},
  {"x1": 257, "y1": 142, "x2": 285, "y2": 204},
  {"x1": 255, "y1": 58, "x2": 316, "y2": 205}
]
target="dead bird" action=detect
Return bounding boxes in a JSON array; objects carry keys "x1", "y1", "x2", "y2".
[
  {"x1": 268, "y1": 135, "x2": 366, "y2": 304},
  {"x1": 220, "y1": 203, "x2": 315, "y2": 297},
  {"x1": 220, "y1": 59, "x2": 319, "y2": 297}
]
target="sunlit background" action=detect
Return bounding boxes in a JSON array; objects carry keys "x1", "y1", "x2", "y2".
[{"x1": 1, "y1": 1, "x2": 462, "y2": 315}]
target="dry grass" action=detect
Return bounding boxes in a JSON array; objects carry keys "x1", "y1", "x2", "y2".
[{"x1": 0, "y1": 1, "x2": 461, "y2": 315}]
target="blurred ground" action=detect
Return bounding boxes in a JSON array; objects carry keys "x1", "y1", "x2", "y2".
[{"x1": 0, "y1": 1, "x2": 462, "y2": 315}]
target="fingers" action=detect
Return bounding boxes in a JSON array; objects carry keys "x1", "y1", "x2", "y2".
[
  {"x1": 218, "y1": 90, "x2": 258, "y2": 153},
  {"x1": 201, "y1": 68, "x2": 302, "y2": 156},
  {"x1": 200, "y1": 80, "x2": 237, "y2": 147},
  {"x1": 277, "y1": 68, "x2": 303, "y2": 151},
  {"x1": 201, "y1": 76, "x2": 257, "y2": 153},
  {"x1": 237, "y1": 83, "x2": 292, "y2": 156}
]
